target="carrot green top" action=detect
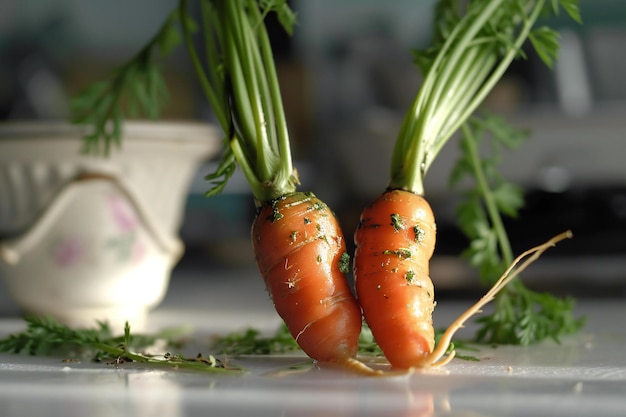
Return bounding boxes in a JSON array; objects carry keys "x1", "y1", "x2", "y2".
[
  {"x1": 180, "y1": 0, "x2": 300, "y2": 205},
  {"x1": 387, "y1": 0, "x2": 581, "y2": 195},
  {"x1": 72, "y1": 0, "x2": 300, "y2": 206}
]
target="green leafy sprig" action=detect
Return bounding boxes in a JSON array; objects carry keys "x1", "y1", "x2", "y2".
[
  {"x1": 179, "y1": 0, "x2": 300, "y2": 203},
  {"x1": 451, "y1": 113, "x2": 586, "y2": 345},
  {"x1": 210, "y1": 324, "x2": 300, "y2": 356},
  {"x1": 71, "y1": 9, "x2": 197, "y2": 155},
  {"x1": 0, "y1": 316, "x2": 242, "y2": 373}
]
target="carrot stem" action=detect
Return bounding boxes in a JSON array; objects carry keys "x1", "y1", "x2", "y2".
[
  {"x1": 388, "y1": 0, "x2": 547, "y2": 194},
  {"x1": 460, "y1": 124, "x2": 513, "y2": 266},
  {"x1": 179, "y1": 0, "x2": 229, "y2": 130},
  {"x1": 179, "y1": 0, "x2": 298, "y2": 203}
]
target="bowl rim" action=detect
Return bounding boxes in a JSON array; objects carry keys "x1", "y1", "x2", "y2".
[{"x1": 0, "y1": 120, "x2": 220, "y2": 144}]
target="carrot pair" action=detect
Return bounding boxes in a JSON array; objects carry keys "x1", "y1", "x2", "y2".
[
  {"x1": 249, "y1": 0, "x2": 581, "y2": 373},
  {"x1": 252, "y1": 187, "x2": 571, "y2": 373}
]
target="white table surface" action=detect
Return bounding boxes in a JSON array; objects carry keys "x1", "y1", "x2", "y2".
[{"x1": 1, "y1": 266, "x2": 625, "y2": 417}]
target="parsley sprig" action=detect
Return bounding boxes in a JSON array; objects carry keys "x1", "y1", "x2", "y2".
[
  {"x1": 71, "y1": 9, "x2": 197, "y2": 155},
  {"x1": 210, "y1": 324, "x2": 300, "y2": 355},
  {"x1": 0, "y1": 316, "x2": 242, "y2": 373},
  {"x1": 451, "y1": 113, "x2": 586, "y2": 345}
]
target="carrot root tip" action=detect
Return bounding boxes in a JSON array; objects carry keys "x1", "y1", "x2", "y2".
[
  {"x1": 421, "y1": 349, "x2": 456, "y2": 369},
  {"x1": 318, "y1": 358, "x2": 383, "y2": 376},
  {"x1": 419, "y1": 231, "x2": 572, "y2": 370}
]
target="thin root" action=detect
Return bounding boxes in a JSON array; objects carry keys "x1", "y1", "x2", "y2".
[
  {"x1": 321, "y1": 357, "x2": 411, "y2": 377},
  {"x1": 422, "y1": 230, "x2": 573, "y2": 368},
  {"x1": 327, "y1": 357, "x2": 385, "y2": 376}
]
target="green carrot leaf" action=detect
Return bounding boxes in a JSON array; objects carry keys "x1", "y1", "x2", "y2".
[
  {"x1": 452, "y1": 113, "x2": 585, "y2": 345},
  {"x1": 472, "y1": 111, "x2": 530, "y2": 149},
  {"x1": 259, "y1": 0, "x2": 297, "y2": 35},
  {"x1": 205, "y1": 147, "x2": 237, "y2": 197},
  {"x1": 71, "y1": 7, "x2": 192, "y2": 155},
  {"x1": 557, "y1": 0, "x2": 583, "y2": 23},
  {"x1": 211, "y1": 323, "x2": 300, "y2": 355},
  {"x1": 528, "y1": 26, "x2": 561, "y2": 68},
  {"x1": 491, "y1": 182, "x2": 524, "y2": 217}
]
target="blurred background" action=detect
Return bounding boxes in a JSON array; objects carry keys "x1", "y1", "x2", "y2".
[{"x1": 1, "y1": 0, "x2": 625, "y2": 299}]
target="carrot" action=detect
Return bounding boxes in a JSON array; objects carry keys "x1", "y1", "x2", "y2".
[
  {"x1": 355, "y1": 188, "x2": 572, "y2": 369},
  {"x1": 353, "y1": 0, "x2": 580, "y2": 370},
  {"x1": 176, "y1": 1, "x2": 373, "y2": 371},
  {"x1": 354, "y1": 189, "x2": 436, "y2": 369},
  {"x1": 252, "y1": 192, "x2": 362, "y2": 363}
]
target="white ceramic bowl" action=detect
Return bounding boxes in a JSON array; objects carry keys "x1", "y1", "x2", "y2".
[{"x1": 0, "y1": 121, "x2": 221, "y2": 331}]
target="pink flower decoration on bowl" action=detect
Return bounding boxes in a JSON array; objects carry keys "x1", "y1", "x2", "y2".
[
  {"x1": 108, "y1": 195, "x2": 139, "y2": 232},
  {"x1": 52, "y1": 236, "x2": 84, "y2": 267}
]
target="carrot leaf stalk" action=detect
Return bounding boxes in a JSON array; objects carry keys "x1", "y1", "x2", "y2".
[
  {"x1": 389, "y1": 0, "x2": 581, "y2": 196},
  {"x1": 179, "y1": 0, "x2": 299, "y2": 203}
]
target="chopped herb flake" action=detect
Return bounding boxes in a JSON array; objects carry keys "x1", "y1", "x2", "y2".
[
  {"x1": 382, "y1": 248, "x2": 412, "y2": 259},
  {"x1": 413, "y1": 225, "x2": 425, "y2": 243},
  {"x1": 338, "y1": 252, "x2": 351, "y2": 273},
  {"x1": 312, "y1": 201, "x2": 326, "y2": 211},
  {"x1": 269, "y1": 206, "x2": 283, "y2": 222},
  {"x1": 390, "y1": 213, "x2": 405, "y2": 231}
]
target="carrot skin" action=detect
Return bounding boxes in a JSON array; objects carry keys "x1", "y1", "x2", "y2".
[
  {"x1": 252, "y1": 192, "x2": 362, "y2": 363},
  {"x1": 354, "y1": 189, "x2": 437, "y2": 369}
]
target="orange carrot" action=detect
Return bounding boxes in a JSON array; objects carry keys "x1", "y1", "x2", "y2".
[
  {"x1": 252, "y1": 192, "x2": 362, "y2": 363},
  {"x1": 352, "y1": 1, "x2": 579, "y2": 371},
  {"x1": 177, "y1": 2, "x2": 382, "y2": 372},
  {"x1": 354, "y1": 189, "x2": 572, "y2": 369},
  {"x1": 354, "y1": 189, "x2": 437, "y2": 369}
]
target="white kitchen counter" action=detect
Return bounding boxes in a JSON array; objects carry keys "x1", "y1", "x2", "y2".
[{"x1": 1, "y1": 266, "x2": 625, "y2": 417}]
